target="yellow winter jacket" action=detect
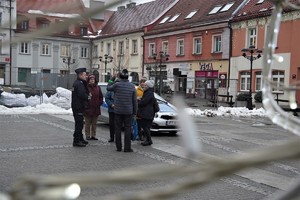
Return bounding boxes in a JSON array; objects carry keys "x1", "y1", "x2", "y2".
[{"x1": 136, "y1": 86, "x2": 144, "y2": 99}]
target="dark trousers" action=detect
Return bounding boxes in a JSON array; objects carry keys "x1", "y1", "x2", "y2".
[
  {"x1": 114, "y1": 114, "x2": 133, "y2": 151},
  {"x1": 108, "y1": 112, "x2": 115, "y2": 141},
  {"x1": 140, "y1": 119, "x2": 153, "y2": 143},
  {"x1": 73, "y1": 112, "x2": 84, "y2": 142},
  {"x1": 136, "y1": 118, "x2": 144, "y2": 139}
]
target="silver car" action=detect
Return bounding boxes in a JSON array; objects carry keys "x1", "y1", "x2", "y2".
[{"x1": 98, "y1": 82, "x2": 179, "y2": 134}]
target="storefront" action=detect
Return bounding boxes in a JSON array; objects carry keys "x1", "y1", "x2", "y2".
[{"x1": 195, "y1": 70, "x2": 219, "y2": 99}]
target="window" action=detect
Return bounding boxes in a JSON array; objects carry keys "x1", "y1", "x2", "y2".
[
  {"x1": 61, "y1": 45, "x2": 70, "y2": 57},
  {"x1": 209, "y1": 5, "x2": 222, "y2": 14},
  {"x1": 106, "y1": 43, "x2": 111, "y2": 56},
  {"x1": 212, "y1": 35, "x2": 222, "y2": 53},
  {"x1": 248, "y1": 28, "x2": 257, "y2": 47},
  {"x1": 0, "y1": 39, "x2": 2, "y2": 55},
  {"x1": 159, "y1": 16, "x2": 170, "y2": 24},
  {"x1": 118, "y1": 41, "x2": 124, "y2": 55},
  {"x1": 20, "y1": 21, "x2": 29, "y2": 30},
  {"x1": 40, "y1": 23, "x2": 49, "y2": 29},
  {"x1": 176, "y1": 39, "x2": 184, "y2": 56},
  {"x1": 220, "y1": 2, "x2": 234, "y2": 12},
  {"x1": 20, "y1": 42, "x2": 30, "y2": 54},
  {"x1": 162, "y1": 41, "x2": 168, "y2": 54},
  {"x1": 240, "y1": 71, "x2": 250, "y2": 91},
  {"x1": 93, "y1": 45, "x2": 98, "y2": 58},
  {"x1": 132, "y1": 40, "x2": 138, "y2": 54},
  {"x1": 272, "y1": 71, "x2": 284, "y2": 92},
  {"x1": 80, "y1": 47, "x2": 88, "y2": 58},
  {"x1": 0, "y1": 13, "x2": 2, "y2": 25},
  {"x1": 193, "y1": 37, "x2": 202, "y2": 54},
  {"x1": 149, "y1": 43, "x2": 156, "y2": 57},
  {"x1": 42, "y1": 69, "x2": 51, "y2": 73},
  {"x1": 255, "y1": 71, "x2": 262, "y2": 91},
  {"x1": 18, "y1": 68, "x2": 31, "y2": 82},
  {"x1": 169, "y1": 13, "x2": 180, "y2": 22},
  {"x1": 60, "y1": 70, "x2": 68, "y2": 75},
  {"x1": 41, "y1": 43, "x2": 50, "y2": 55},
  {"x1": 80, "y1": 27, "x2": 88, "y2": 36},
  {"x1": 186, "y1": 10, "x2": 197, "y2": 19}
]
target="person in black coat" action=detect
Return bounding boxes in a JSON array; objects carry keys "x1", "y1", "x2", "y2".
[
  {"x1": 137, "y1": 80, "x2": 156, "y2": 146},
  {"x1": 71, "y1": 68, "x2": 90, "y2": 147}
]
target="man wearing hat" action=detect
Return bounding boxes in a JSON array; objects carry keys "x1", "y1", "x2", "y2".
[
  {"x1": 107, "y1": 69, "x2": 137, "y2": 152},
  {"x1": 71, "y1": 67, "x2": 90, "y2": 147}
]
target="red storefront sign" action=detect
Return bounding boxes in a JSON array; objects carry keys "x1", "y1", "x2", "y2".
[{"x1": 195, "y1": 70, "x2": 218, "y2": 78}]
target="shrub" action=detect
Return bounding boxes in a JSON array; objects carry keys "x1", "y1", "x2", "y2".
[
  {"x1": 254, "y1": 91, "x2": 262, "y2": 103},
  {"x1": 236, "y1": 92, "x2": 250, "y2": 101}
]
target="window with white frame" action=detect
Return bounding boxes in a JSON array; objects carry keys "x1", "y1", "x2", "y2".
[
  {"x1": 212, "y1": 35, "x2": 222, "y2": 53},
  {"x1": 272, "y1": 70, "x2": 284, "y2": 92},
  {"x1": 193, "y1": 37, "x2": 202, "y2": 54},
  {"x1": 118, "y1": 41, "x2": 124, "y2": 55},
  {"x1": 106, "y1": 43, "x2": 111, "y2": 56},
  {"x1": 186, "y1": 10, "x2": 197, "y2": 19},
  {"x1": 177, "y1": 39, "x2": 184, "y2": 55},
  {"x1": 248, "y1": 28, "x2": 257, "y2": 47},
  {"x1": 41, "y1": 43, "x2": 51, "y2": 55},
  {"x1": 169, "y1": 13, "x2": 180, "y2": 22},
  {"x1": 60, "y1": 45, "x2": 70, "y2": 57},
  {"x1": 162, "y1": 41, "x2": 168, "y2": 54},
  {"x1": 80, "y1": 47, "x2": 88, "y2": 58},
  {"x1": 255, "y1": 71, "x2": 262, "y2": 91},
  {"x1": 132, "y1": 40, "x2": 138, "y2": 54},
  {"x1": 159, "y1": 16, "x2": 170, "y2": 24},
  {"x1": 20, "y1": 42, "x2": 30, "y2": 54},
  {"x1": 240, "y1": 71, "x2": 251, "y2": 91},
  {"x1": 20, "y1": 20, "x2": 29, "y2": 30},
  {"x1": 149, "y1": 43, "x2": 156, "y2": 57}
]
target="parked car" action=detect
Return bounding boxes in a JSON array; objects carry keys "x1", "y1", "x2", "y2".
[{"x1": 98, "y1": 82, "x2": 179, "y2": 134}]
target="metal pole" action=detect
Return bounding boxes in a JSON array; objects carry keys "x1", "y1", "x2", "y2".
[
  {"x1": 9, "y1": 0, "x2": 12, "y2": 86},
  {"x1": 248, "y1": 54, "x2": 253, "y2": 110},
  {"x1": 159, "y1": 61, "x2": 162, "y2": 95}
]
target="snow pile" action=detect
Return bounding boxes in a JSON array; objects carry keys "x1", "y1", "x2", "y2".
[{"x1": 185, "y1": 106, "x2": 266, "y2": 118}]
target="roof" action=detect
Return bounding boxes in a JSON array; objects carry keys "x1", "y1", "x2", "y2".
[
  {"x1": 17, "y1": 0, "x2": 85, "y2": 14},
  {"x1": 100, "y1": 0, "x2": 177, "y2": 37},
  {"x1": 232, "y1": 0, "x2": 300, "y2": 22},
  {"x1": 146, "y1": 0, "x2": 247, "y2": 35}
]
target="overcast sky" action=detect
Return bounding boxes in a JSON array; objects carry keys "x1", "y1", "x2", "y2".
[{"x1": 82, "y1": 0, "x2": 155, "y2": 10}]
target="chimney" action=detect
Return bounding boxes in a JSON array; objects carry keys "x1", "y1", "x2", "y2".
[
  {"x1": 126, "y1": 2, "x2": 136, "y2": 8},
  {"x1": 117, "y1": 6, "x2": 126, "y2": 11}
]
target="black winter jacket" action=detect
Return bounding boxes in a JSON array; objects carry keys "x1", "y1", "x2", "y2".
[
  {"x1": 71, "y1": 78, "x2": 89, "y2": 113},
  {"x1": 137, "y1": 88, "x2": 155, "y2": 120}
]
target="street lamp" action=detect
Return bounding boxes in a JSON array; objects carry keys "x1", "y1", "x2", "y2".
[
  {"x1": 241, "y1": 45, "x2": 262, "y2": 110},
  {"x1": 99, "y1": 54, "x2": 113, "y2": 82},
  {"x1": 62, "y1": 56, "x2": 76, "y2": 89},
  {"x1": 152, "y1": 51, "x2": 169, "y2": 95}
]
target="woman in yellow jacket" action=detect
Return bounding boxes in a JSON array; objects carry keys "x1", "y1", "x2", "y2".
[{"x1": 136, "y1": 78, "x2": 146, "y2": 140}]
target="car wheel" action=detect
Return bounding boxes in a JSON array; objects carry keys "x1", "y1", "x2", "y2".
[{"x1": 169, "y1": 131, "x2": 177, "y2": 135}]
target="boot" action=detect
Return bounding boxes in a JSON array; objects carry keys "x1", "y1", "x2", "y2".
[
  {"x1": 141, "y1": 140, "x2": 152, "y2": 146},
  {"x1": 73, "y1": 141, "x2": 86, "y2": 147}
]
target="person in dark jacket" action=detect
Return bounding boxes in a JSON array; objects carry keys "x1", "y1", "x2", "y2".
[
  {"x1": 105, "y1": 77, "x2": 116, "y2": 142},
  {"x1": 107, "y1": 69, "x2": 137, "y2": 152},
  {"x1": 137, "y1": 80, "x2": 155, "y2": 146},
  {"x1": 71, "y1": 68, "x2": 90, "y2": 147},
  {"x1": 84, "y1": 74, "x2": 103, "y2": 140}
]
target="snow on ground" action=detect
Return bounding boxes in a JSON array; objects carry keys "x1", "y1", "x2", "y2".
[{"x1": 0, "y1": 87, "x2": 266, "y2": 117}]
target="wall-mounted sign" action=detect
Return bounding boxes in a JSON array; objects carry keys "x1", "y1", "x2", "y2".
[{"x1": 199, "y1": 62, "x2": 213, "y2": 71}]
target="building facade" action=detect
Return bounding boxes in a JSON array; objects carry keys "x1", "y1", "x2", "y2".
[{"x1": 231, "y1": 0, "x2": 300, "y2": 104}]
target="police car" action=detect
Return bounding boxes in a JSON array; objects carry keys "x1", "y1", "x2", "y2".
[{"x1": 98, "y1": 82, "x2": 179, "y2": 134}]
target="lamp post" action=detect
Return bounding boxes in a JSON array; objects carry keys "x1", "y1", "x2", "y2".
[
  {"x1": 62, "y1": 56, "x2": 76, "y2": 89},
  {"x1": 152, "y1": 51, "x2": 169, "y2": 95},
  {"x1": 241, "y1": 45, "x2": 262, "y2": 110},
  {"x1": 99, "y1": 54, "x2": 113, "y2": 82}
]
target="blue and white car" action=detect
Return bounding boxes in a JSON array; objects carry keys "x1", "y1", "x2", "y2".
[{"x1": 98, "y1": 82, "x2": 179, "y2": 134}]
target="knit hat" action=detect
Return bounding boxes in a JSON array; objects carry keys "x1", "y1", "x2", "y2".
[{"x1": 145, "y1": 80, "x2": 154, "y2": 88}]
